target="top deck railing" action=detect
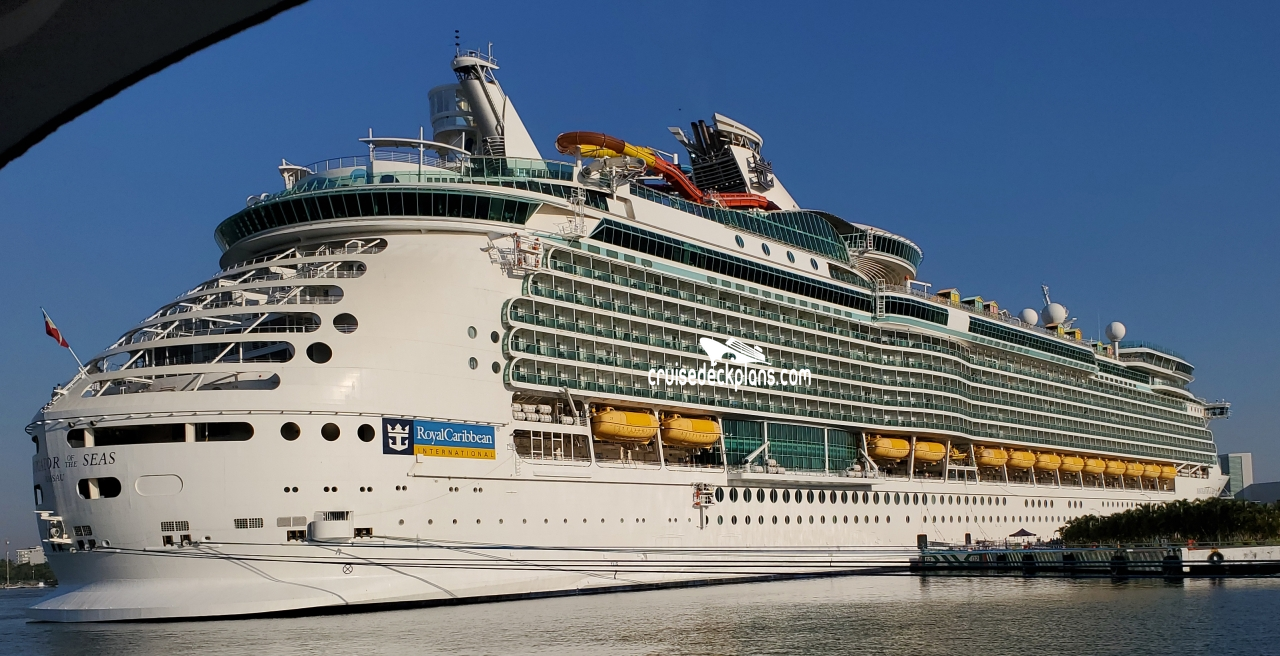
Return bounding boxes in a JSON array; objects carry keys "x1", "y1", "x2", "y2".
[{"x1": 1118, "y1": 340, "x2": 1187, "y2": 361}]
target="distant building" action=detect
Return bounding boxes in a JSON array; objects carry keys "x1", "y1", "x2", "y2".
[
  {"x1": 15, "y1": 547, "x2": 45, "y2": 565},
  {"x1": 1219, "y1": 453, "x2": 1254, "y2": 497},
  {"x1": 1237, "y1": 481, "x2": 1280, "y2": 504}
]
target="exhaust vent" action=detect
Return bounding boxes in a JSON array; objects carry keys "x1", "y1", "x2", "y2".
[
  {"x1": 233, "y1": 518, "x2": 264, "y2": 529},
  {"x1": 160, "y1": 520, "x2": 190, "y2": 532}
]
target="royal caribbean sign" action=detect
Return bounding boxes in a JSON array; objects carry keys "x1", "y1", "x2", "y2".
[
  {"x1": 382, "y1": 419, "x2": 496, "y2": 460},
  {"x1": 646, "y1": 337, "x2": 812, "y2": 391}
]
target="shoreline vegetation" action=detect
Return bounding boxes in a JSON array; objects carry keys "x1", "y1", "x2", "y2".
[
  {"x1": 1062, "y1": 498, "x2": 1280, "y2": 545},
  {"x1": 1, "y1": 561, "x2": 56, "y2": 587}
]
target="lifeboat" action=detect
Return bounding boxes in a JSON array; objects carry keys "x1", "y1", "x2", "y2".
[
  {"x1": 1159, "y1": 465, "x2": 1178, "y2": 480},
  {"x1": 1007, "y1": 450, "x2": 1036, "y2": 469},
  {"x1": 1103, "y1": 460, "x2": 1127, "y2": 476},
  {"x1": 975, "y1": 447, "x2": 1009, "y2": 468},
  {"x1": 913, "y1": 441, "x2": 947, "y2": 463},
  {"x1": 1034, "y1": 453, "x2": 1062, "y2": 471},
  {"x1": 866, "y1": 436, "x2": 911, "y2": 460},
  {"x1": 1083, "y1": 458, "x2": 1107, "y2": 475},
  {"x1": 1060, "y1": 455, "x2": 1085, "y2": 473},
  {"x1": 590, "y1": 407, "x2": 659, "y2": 444},
  {"x1": 660, "y1": 414, "x2": 721, "y2": 448},
  {"x1": 1142, "y1": 463, "x2": 1162, "y2": 479},
  {"x1": 1124, "y1": 461, "x2": 1145, "y2": 478}
]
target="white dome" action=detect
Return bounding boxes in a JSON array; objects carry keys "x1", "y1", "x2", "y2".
[
  {"x1": 1105, "y1": 321, "x2": 1127, "y2": 343},
  {"x1": 1041, "y1": 303, "x2": 1068, "y2": 326},
  {"x1": 1019, "y1": 308, "x2": 1039, "y2": 325}
]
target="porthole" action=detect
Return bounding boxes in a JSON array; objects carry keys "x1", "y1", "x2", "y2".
[
  {"x1": 912, "y1": 493, "x2": 919, "y2": 505},
  {"x1": 467, "y1": 326, "x2": 477, "y2": 339},
  {"x1": 468, "y1": 357, "x2": 478, "y2": 370},
  {"x1": 873, "y1": 492, "x2": 880, "y2": 504},
  {"x1": 770, "y1": 489, "x2": 778, "y2": 503},
  {"x1": 490, "y1": 331, "x2": 500, "y2": 343},
  {"x1": 1025, "y1": 499, "x2": 1029, "y2": 507},
  {"x1": 715, "y1": 487, "x2": 724, "y2": 503},
  {"x1": 321, "y1": 423, "x2": 340, "y2": 441},
  {"x1": 785, "y1": 515, "x2": 791, "y2": 524},
  {"x1": 731, "y1": 515, "x2": 738, "y2": 525},
  {"x1": 729, "y1": 488, "x2": 738, "y2": 502},
  {"x1": 809, "y1": 515, "x2": 815, "y2": 524},
  {"x1": 745, "y1": 515, "x2": 752, "y2": 525},
  {"x1": 875, "y1": 516, "x2": 879, "y2": 523},
  {"x1": 855, "y1": 515, "x2": 860, "y2": 524},
  {"x1": 932, "y1": 495, "x2": 938, "y2": 504},
  {"x1": 735, "y1": 235, "x2": 745, "y2": 248},
  {"x1": 786, "y1": 251, "x2": 795, "y2": 263},
  {"x1": 810, "y1": 258, "x2": 819, "y2": 270},
  {"x1": 306, "y1": 342, "x2": 332, "y2": 364},
  {"x1": 818, "y1": 490, "x2": 827, "y2": 503},
  {"x1": 717, "y1": 515, "x2": 723, "y2": 525},
  {"x1": 491, "y1": 361, "x2": 501, "y2": 374},
  {"x1": 357, "y1": 424, "x2": 375, "y2": 442},
  {"x1": 743, "y1": 488, "x2": 752, "y2": 503},
  {"x1": 782, "y1": 490, "x2": 790, "y2": 503},
  {"x1": 894, "y1": 493, "x2": 901, "y2": 505},
  {"x1": 333, "y1": 313, "x2": 358, "y2": 334},
  {"x1": 280, "y1": 422, "x2": 301, "y2": 441},
  {"x1": 820, "y1": 515, "x2": 826, "y2": 524},
  {"x1": 863, "y1": 492, "x2": 869, "y2": 504},
  {"x1": 841, "y1": 491, "x2": 848, "y2": 503},
  {"x1": 756, "y1": 489, "x2": 765, "y2": 503},
  {"x1": 761, "y1": 243, "x2": 771, "y2": 256},
  {"x1": 852, "y1": 491, "x2": 859, "y2": 504},
  {"x1": 772, "y1": 515, "x2": 778, "y2": 524},
  {"x1": 807, "y1": 490, "x2": 815, "y2": 503}
]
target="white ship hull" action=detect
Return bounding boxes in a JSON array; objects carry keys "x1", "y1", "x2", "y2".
[{"x1": 27, "y1": 49, "x2": 1228, "y2": 622}]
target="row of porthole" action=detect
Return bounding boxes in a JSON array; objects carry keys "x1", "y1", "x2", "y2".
[
  {"x1": 733, "y1": 234, "x2": 820, "y2": 270},
  {"x1": 716, "y1": 487, "x2": 1011, "y2": 508},
  {"x1": 302, "y1": 313, "x2": 360, "y2": 363},
  {"x1": 716, "y1": 515, "x2": 1074, "y2": 526},
  {"x1": 280, "y1": 422, "x2": 376, "y2": 442},
  {"x1": 423, "y1": 518, "x2": 651, "y2": 526},
  {"x1": 466, "y1": 326, "x2": 502, "y2": 372}
]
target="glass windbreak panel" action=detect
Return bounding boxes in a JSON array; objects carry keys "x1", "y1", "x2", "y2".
[
  {"x1": 1097, "y1": 360, "x2": 1151, "y2": 384},
  {"x1": 629, "y1": 183, "x2": 848, "y2": 262},
  {"x1": 723, "y1": 419, "x2": 764, "y2": 469},
  {"x1": 872, "y1": 234, "x2": 923, "y2": 268},
  {"x1": 590, "y1": 218, "x2": 876, "y2": 314},
  {"x1": 883, "y1": 296, "x2": 947, "y2": 325},
  {"x1": 216, "y1": 190, "x2": 541, "y2": 249},
  {"x1": 766, "y1": 422, "x2": 825, "y2": 472},
  {"x1": 827, "y1": 428, "x2": 858, "y2": 474},
  {"x1": 967, "y1": 316, "x2": 1095, "y2": 365}
]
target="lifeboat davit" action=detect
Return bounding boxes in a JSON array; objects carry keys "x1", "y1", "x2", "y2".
[
  {"x1": 591, "y1": 407, "x2": 659, "y2": 444},
  {"x1": 1159, "y1": 465, "x2": 1178, "y2": 480},
  {"x1": 1142, "y1": 463, "x2": 1162, "y2": 479},
  {"x1": 913, "y1": 441, "x2": 947, "y2": 463},
  {"x1": 1103, "y1": 460, "x2": 1127, "y2": 476},
  {"x1": 975, "y1": 447, "x2": 1009, "y2": 468},
  {"x1": 660, "y1": 414, "x2": 721, "y2": 448},
  {"x1": 1059, "y1": 455, "x2": 1086, "y2": 473},
  {"x1": 1083, "y1": 458, "x2": 1107, "y2": 475},
  {"x1": 1007, "y1": 450, "x2": 1036, "y2": 469},
  {"x1": 867, "y1": 436, "x2": 911, "y2": 460},
  {"x1": 1034, "y1": 453, "x2": 1063, "y2": 471},
  {"x1": 1124, "y1": 461, "x2": 1145, "y2": 477}
]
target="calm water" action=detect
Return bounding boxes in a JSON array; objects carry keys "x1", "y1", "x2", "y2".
[{"x1": 3, "y1": 575, "x2": 1279, "y2": 655}]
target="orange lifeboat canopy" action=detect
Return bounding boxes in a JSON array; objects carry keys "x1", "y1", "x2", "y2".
[
  {"x1": 1082, "y1": 458, "x2": 1107, "y2": 475},
  {"x1": 1142, "y1": 463, "x2": 1162, "y2": 479},
  {"x1": 1059, "y1": 455, "x2": 1085, "y2": 473},
  {"x1": 975, "y1": 447, "x2": 1009, "y2": 468},
  {"x1": 1159, "y1": 465, "x2": 1178, "y2": 480},
  {"x1": 867, "y1": 436, "x2": 911, "y2": 461},
  {"x1": 1007, "y1": 450, "x2": 1036, "y2": 469},
  {"x1": 1034, "y1": 453, "x2": 1063, "y2": 471},
  {"x1": 912, "y1": 441, "x2": 947, "y2": 463}
]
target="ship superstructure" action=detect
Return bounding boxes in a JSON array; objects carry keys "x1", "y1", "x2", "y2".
[{"x1": 26, "y1": 47, "x2": 1228, "y2": 621}]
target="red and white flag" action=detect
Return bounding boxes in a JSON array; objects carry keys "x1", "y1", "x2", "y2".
[{"x1": 42, "y1": 308, "x2": 69, "y2": 348}]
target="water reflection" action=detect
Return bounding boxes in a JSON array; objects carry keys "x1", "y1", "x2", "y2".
[{"x1": 4, "y1": 575, "x2": 1279, "y2": 656}]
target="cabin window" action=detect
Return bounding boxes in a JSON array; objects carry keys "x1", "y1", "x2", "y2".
[{"x1": 77, "y1": 477, "x2": 121, "y2": 499}]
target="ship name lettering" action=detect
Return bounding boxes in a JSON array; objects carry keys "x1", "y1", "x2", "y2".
[{"x1": 83, "y1": 452, "x2": 117, "y2": 467}]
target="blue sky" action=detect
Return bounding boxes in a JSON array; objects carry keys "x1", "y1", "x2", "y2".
[{"x1": 1, "y1": 0, "x2": 1277, "y2": 543}]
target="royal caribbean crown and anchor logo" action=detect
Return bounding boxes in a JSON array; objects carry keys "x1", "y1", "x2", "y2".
[{"x1": 382, "y1": 418, "x2": 496, "y2": 460}]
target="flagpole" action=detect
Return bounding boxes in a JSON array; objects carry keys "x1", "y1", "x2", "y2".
[{"x1": 41, "y1": 307, "x2": 88, "y2": 377}]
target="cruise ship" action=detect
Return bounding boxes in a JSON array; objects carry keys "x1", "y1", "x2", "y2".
[{"x1": 26, "y1": 47, "x2": 1229, "y2": 621}]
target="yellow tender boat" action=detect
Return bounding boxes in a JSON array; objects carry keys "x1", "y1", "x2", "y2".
[
  {"x1": 867, "y1": 436, "x2": 911, "y2": 460},
  {"x1": 1007, "y1": 450, "x2": 1036, "y2": 469},
  {"x1": 975, "y1": 447, "x2": 1009, "y2": 467},
  {"x1": 1083, "y1": 458, "x2": 1107, "y2": 475},
  {"x1": 1033, "y1": 453, "x2": 1062, "y2": 471},
  {"x1": 1104, "y1": 460, "x2": 1127, "y2": 476},
  {"x1": 1124, "y1": 461, "x2": 1145, "y2": 477},
  {"x1": 1059, "y1": 455, "x2": 1085, "y2": 473},
  {"x1": 913, "y1": 441, "x2": 947, "y2": 463},
  {"x1": 1142, "y1": 463, "x2": 1162, "y2": 479},
  {"x1": 660, "y1": 414, "x2": 721, "y2": 448},
  {"x1": 1159, "y1": 465, "x2": 1178, "y2": 480},
  {"x1": 591, "y1": 407, "x2": 659, "y2": 444}
]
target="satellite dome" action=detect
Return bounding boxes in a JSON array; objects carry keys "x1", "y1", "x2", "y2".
[
  {"x1": 1041, "y1": 303, "x2": 1068, "y2": 326},
  {"x1": 1019, "y1": 308, "x2": 1039, "y2": 325},
  {"x1": 1105, "y1": 321, "x2": 1127, "y2": 344}
]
